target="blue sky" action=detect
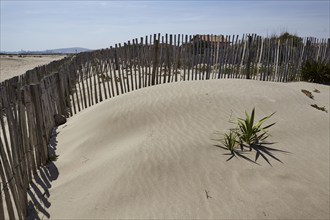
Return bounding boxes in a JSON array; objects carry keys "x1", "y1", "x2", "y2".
[{"x1": 1, "y1": 0, "x2": 329, "y2": 51}]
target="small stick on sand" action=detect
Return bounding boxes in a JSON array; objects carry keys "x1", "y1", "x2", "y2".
[
  {"x1": 311, "y1": 104, "x2": 328, "y2": 113},
  {"x1": 205, "y1": 190, "x2": 212, "y2": 199},
  {"x1": 301, "y1": 89, "x2": 314, "y2": 99}
]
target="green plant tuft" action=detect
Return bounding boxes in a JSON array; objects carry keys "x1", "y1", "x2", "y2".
[
  {"x1": 220, "y1": 129, "x2": 239, "y2": 155},
  {"x1": 216, "y1": 108, "x2": 282, "y2": 165},
  {"x1": 301, "y1": 60, "x2": 330, "y2": 85},
  {"x1": 48, "y1": 155, "x2": 59, "y2": 162},
  {"x1": 235, "y1": 108, "x2": 276, "y2": 151}
]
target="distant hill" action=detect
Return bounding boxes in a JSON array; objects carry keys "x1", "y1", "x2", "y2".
[
  {"x1": 42, "y1": 47, "x2": 92, "y2": 54},
  {"x1": 1, "y1": 47, "x2": 92, "y2": 55}
]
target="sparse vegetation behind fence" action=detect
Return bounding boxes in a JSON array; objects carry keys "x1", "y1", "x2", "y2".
[{"x1": 0, "y1": 33, "x2": 329, "y2": 219}]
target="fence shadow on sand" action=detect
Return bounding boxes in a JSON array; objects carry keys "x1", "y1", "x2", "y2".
[{"x1": 27, "y1": 128, "x2": 59, "y2": 220}]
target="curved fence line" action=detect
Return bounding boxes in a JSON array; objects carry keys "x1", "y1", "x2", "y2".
[{"x1": 0, "y1": 33, "x2": 329, "y2": 219}]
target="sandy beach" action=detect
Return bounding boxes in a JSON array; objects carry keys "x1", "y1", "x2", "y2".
[
  {"x1": 25, "y1": 79, "x2": 329, "y2": 219},
  {"x1": 0, "y1": 55, "x2": 66, "y2": 82}
]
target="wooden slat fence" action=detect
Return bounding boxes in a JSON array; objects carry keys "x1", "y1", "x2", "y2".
[{"x1": 0, "y1": 33, "x2": 329, "y2": 219}]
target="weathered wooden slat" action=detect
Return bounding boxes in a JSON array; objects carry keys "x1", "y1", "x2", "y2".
[
  {"x1": 23, "y1": 86, "x2": 37, "y2": 177},
  {"x1": 157, "y1": 35, "x2": 164, "y2": 84},
  {"x1": 182, "y1": 35, "x2": 187, "y2": 81},
  {"x1": 216, "y1": 35, "x2": 224, "y2": 79},
  {"x1": 210, "y1": 34, "x2": 215, "y2": 79},
  {"x1": 148, "y1": 35, "x2": 152, "y2": 86},
  {"x1": 157, "y1": 37, "x2": 162, "y2": 82},
  {"x1": 221, "y1": 35, "x2": 227, "y2": 78},
  {"x1": 209, "y1": 34, "x2": 217, "y2": 79},
  {"x1": 12, "y1": 78, "x2": 28, "y2": 219},
  {"x1": 238, "y1": 34, "x2": 246, "y2": 78},
  {"x1": 151, "y1": 34, "x2": 159, "y2": 86},
  {"x1": 143, "y1": 36, "x2": 149, "y2": 87},
  {"x1": 281, "y1": 38, "x2": 289, "y2": 82},
  {"x1": 101, "y1": 59, "x2": 109, "y2": 97},
  {"x1": 132, "y1": 39, "x2": 138, "y2": 90},
  {"x1": 273, "y1": 38, "x2": 281, "y2": 81},
  {"x1": 0, "y1": 152, "x2": 16, "y2": 220},
  {"x1": 87, "y1": 62, "x2": 94, "y2": 107},
  {"x1": 138, "y1": 37, "x2": 144, "y2": 88},
  {"x1": 127, "y1": 41, "x2": 134, "y2": 91},
  {"x1": 83, "y1": 64, "x2": 91, "y2": 107},
  {"x1": 111, "y1": 49, "x2": 120, "y2": 96},
  {"x1": 213, "y1": 35, "x2": 220, "y2": 79},
  {"x1": 76, "y1": 67, "x2": 85, "y2": 110},
  {"x1": 189, "y1": 35, "x2": 194, "y2": 81},
  {"x1": 0, "y1": 89, "x2": 14, "y2": 169},
  {"x1": 1, "y1": 82, "x2": 25, "y2": 220},
  {"x1": 116, "y1": 44, "x2": 125, "y2": 95},
  {"x1": 92, "y1": 60, "x2": 99, "y2": 104},
  {"x1": 104, "y1": 59, "x2": 113, "y2": 98},
  {"x1": 266, "y1": 37, "x2": 273, "y2": 81},
  {"x1": 228, "y1": 35, "x2": 235, "y2": 78},
  {"x1": 232, "y1": 35, "x2": 240, "y2": 79},
  {"x1": 250, "y1": 34, "x2": 258, "y2": 80},
  {"x1": 173, "y1": 34, "x2": 179, "y2": 82},
  {"x1": 163, "y1": 34, "x2": 169, "y2": 84},
  {"x1": 168, "y1": 34, "x2": 173, "y2": 83},
  {"x1": 121, "y1": 43, "x2": 129, "y2": 93},
  {"x1": 61, "y1": 69, "x2": 73, "y2": 116},
  {"x1": 0, "y1": 133, "x2": 21, "y2": 220},
  {"x1": 108, "y1": 49, "x2": 119, "y2": 96},
  {"x1": 96, "y1": 60, "x2": 104, "y2": 102},
  {"x1": 132, "y1": 39, "x2": 139, "y2": 89},
  {"x1": 63, "y1": 66, "x2": 74, "y2": 115},
  {"x1": 194, "y1": 35, "x2": 199, "y2": 80},
  {"x1": 204, "y1": 34, "x2": 210, "y2": 80},
  {"x1": 228, "y1": 34, "x2": 234, "y2": 79},
  {"x1": 245, "y1": 35, "x2": 253, "y2": 79},
  {"x1": 0, "y1": 182, "x2": 4, "y2": 220},
  {"x1": 30, "y1": 84, "x2": 47, "y2": 165},
  {"x1": 18, "y1": 87, "x2": 32, "y2": 192},
  {"x1": 97, "y1": 58, "x2": 107, "y2": 100},
  {"x1": 257, "y1": 36, "x2": 265, "y2": 81}
]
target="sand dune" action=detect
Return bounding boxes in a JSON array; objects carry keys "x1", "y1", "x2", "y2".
[{"x1": 34, "y1": 79, "x2": 329, "y2": 219}]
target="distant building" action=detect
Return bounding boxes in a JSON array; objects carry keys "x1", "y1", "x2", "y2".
[
  {"x1": 191, "y1": 35, "x2": 230, "y2": 46},
  {"x1": 188, "y1": 35, "x2": 231, "y2": 54}
]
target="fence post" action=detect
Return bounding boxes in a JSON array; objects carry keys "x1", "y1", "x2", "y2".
[
  {"x1": 246, "y1": 35, "x2": 253, "y2": 79},
  {"x1": 151, "y1": 38, "x2": 159, "y2": 86},
  {"x1": 114, "y1": 47, "x2": 119, "y2": 71},
  {"x1": 30, "y1": 83, "x2": 48, "y2": 165},
  {"x1": 0, "y1": 182, "x2": 4, "y2": 220}
]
